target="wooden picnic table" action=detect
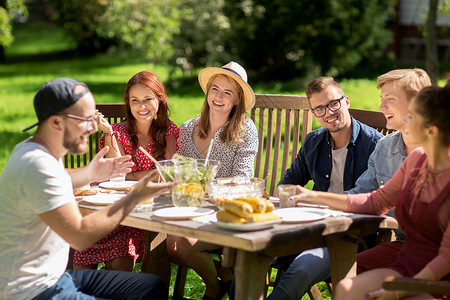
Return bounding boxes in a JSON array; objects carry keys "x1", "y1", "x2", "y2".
[{"x1": 79, "y1": 195, "x2": 398, "y2": 300}]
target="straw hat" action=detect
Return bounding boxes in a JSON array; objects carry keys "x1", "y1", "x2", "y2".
[{"x1": 198, "y1": 61, "x2": 255, "y2": 111}]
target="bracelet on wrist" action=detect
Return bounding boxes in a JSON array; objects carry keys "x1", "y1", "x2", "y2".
[{"x1": 104, "y1": 131, "x2": 114, "y2": 136}]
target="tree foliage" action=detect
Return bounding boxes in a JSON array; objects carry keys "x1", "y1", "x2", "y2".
[
  {"x1": 222, "y1": 0, "x2": 397, "y2": 81},
  {"x1": 170, "y1": 0, "x2": 233, "y2": 76},
  {"x1": 169, "y1": 0, "x2": 397, "y2": 82},
  {"x1": 28, "y1": 0, "x2": 397, "y2": 82},
  {"x1": 50, "y1": 0, "x2": 184, "y2": 62},
  {"x1": 0, "y1": 0, "x2": 28, "y2": 47}
]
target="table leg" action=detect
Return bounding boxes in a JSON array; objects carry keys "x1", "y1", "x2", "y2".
[
  {"x1": 233, "y1": 249, "x2": 272, "y2": 300},
  {"x1": 326, "y1": 231, "x2": 358, "y2": 289},
  {"x1": 140, "y1": 231, "x2": 171, "y2": 288}
]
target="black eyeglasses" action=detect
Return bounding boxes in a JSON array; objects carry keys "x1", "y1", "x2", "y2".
[
  {"x1": 311, "y1": 95, "x2": 345, "y2": 118},
  {"x1": 63, "y1": 113, "x2": 99, "y2": 130}
]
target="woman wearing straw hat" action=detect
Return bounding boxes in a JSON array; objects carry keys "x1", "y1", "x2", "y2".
[
  {"x1": 168, "y1": 61, "x2": 258, "y2": 299},
  {"x1": 177, "y1": 61, "x2": 258, "y2": 178}
]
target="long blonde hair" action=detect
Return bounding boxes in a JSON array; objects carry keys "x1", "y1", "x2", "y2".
[{"x1": 197, "y1": 74, "x2": 246, "y2": 144}]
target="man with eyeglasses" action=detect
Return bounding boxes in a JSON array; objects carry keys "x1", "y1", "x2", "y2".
[
  {"x1": 267, "y1": 76, "x2": 383, "y2": 300},
  {"x1": 279, "y1": 76, "x2": 383, "y2": 191},
  {"x1": 0, "y1": 78, "x2": 175, "y2": 299}
]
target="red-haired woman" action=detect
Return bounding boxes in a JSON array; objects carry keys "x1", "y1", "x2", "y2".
[{"x1": 73, "y1": 71, "x2": 179, "y2": 271}]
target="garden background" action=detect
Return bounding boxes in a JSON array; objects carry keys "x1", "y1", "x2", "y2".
[{"x1": 0, "y1": 0, "x2": 449, "y2": 299}]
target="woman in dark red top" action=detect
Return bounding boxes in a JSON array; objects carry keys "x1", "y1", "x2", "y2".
[{"x1": 73, "y1": 71, "x2": 179, "y2": 271}]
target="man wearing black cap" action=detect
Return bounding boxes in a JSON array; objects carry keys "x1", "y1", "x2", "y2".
[{"x1": 0, "y1": 78, "x2": 174, "y2": 299}]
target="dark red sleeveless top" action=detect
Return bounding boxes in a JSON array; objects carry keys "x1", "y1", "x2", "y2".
[{"x1": 391, "y1": 153, "x2": 450, "y2": 284}]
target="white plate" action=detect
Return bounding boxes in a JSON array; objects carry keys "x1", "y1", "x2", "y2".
[
  {"x1": 213, "y1": 219, "x2": 282, "y2": 231},
  {"x1": 99, "y1": 181, "x2": 138, "y2": 190},
  {"x1": 296, "y1": 202, "x2": 329, "y2": 209},
  {"x1": 153, "y1": 207, "x2": 214, "y2": 220},
  {"x1": 274, "y1": 207, "x2": 331, "y2": 223},
  {"x1": 268, "y1": 196, "x2": 280, "y2": 203},
  {"x1": 82, "y1": 194, "x2": 124, "y2": 205}
]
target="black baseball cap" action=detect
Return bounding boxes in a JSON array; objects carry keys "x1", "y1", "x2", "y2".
[{"x1": 23, "y1": 78, "x2": 91, "y2": 132}]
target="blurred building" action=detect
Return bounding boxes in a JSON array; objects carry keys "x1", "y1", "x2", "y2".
[{"x1": 393, "y1": 0, "x2": 450, "y2": 62}]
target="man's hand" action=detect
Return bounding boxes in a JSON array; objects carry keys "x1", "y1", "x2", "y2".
[
  {"x1": 129, "y1": 170, "x2": 178, "y2": 202},
  {"x1": 88, "y1": 147, "x2": 134, "y2": 182}
]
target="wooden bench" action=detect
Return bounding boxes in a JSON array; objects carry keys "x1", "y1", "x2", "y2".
[{"x1": 65, "y1": 99, "x2": 391, "y2": 182}]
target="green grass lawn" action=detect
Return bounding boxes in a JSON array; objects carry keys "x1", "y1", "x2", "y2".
[{"x1": 1, "y1": 20, "x2": 429, "y2": 300}]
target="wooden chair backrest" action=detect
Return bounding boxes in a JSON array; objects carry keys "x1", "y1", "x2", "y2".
[
  {"x1": 63, "y1": 103, "x2": 126, "y2": 168},
  {"x1": 349, "y1": 108, "x2": 394, "y2": 135},
  {"x1": 249, "y1": 94, "x2": 312, "y2": 196},
  {"x1": 64, "y1": 101, "x2": 392, "y2": 198}
]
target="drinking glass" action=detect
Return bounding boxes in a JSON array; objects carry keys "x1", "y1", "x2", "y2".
[
  {"x1": 171, "y1": 160, "x2": 205, "y2": 207},
  {"x1": 110, "y1": 173, "x2": 125, "y2": 182},
  {"x1": 277, "y1": 184, "x2": 297, "y2": 208}
]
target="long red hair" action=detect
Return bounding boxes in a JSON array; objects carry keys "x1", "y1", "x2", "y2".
[{"x1": 123, "y1": 71, "x2": 171, "y2": 166}]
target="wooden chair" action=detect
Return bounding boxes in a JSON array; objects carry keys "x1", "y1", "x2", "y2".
[
  {"x1": 250, "y1": 94, "x2": 313, "y2": 196},
  {"x1": 63, "y1": 103, "x2": 126, "y2": 168},
  {"x1": 383, "y1": 276, "x2": 450, "y2": 297}
]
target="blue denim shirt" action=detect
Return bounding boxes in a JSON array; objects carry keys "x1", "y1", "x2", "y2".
[
  {"x1": 346, "y1": 130, "x2": 407, "y2": 241},
  {"x1": 346, "y1": 131, "x2": 406, "y2": 194},
  {"x1": 279, "y1": 117, "x2": 383, "y2": 191}
]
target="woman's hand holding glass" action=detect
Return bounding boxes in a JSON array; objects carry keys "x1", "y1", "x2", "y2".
[{"x1": 287, "y1": 185, "x2": 317, "y2": 204}]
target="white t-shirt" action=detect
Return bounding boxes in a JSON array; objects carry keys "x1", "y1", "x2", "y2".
[
  {"x1": 328, "y1": 145, "x2": 348, "y2": 193},
  {"x1": 0, "y1": 139, "x2": 73, "y2": 299}
]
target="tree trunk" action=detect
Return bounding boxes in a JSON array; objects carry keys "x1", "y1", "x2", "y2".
[
  {"x1": 0, "y1": 0, "x2": 6, "y2": 63},
  {"x1": 0, "y1": 46, "x2": 4, "y2": 63},
  {"x1": 426, "y1": 0, "x2": 439, "y2": 84}
]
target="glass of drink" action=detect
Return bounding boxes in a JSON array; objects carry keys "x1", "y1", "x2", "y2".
[
  {"x1": 171, "y1": 160, "x2": 205, "y2": 207},
  {"x1": 110, "y1": 173, "x2": 126, "y2": 182},
  {"x1": 277, "y1": 184, "x2": 298, "y2": 208}
]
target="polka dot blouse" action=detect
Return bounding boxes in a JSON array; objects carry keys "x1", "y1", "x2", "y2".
[{"x1": 177, "y1": 115, "x2": 258, "y2": 178}]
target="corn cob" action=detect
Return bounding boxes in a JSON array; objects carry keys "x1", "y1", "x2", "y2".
[
  {"x1": 245, "y1": 212, "x2": 280, "y2": 223},
  {"x1": 265, "y1": 200, "x2": 275, "y2": 212},
  {"x1": 238, "y1": 196, "x2": 267, "y2": 213},
  {"x1": 217, "y1": 210, "x2": 246, "y2": 223},
  {"x1": 222, "y1": 200, "x2": 253, "y2": 217}
]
